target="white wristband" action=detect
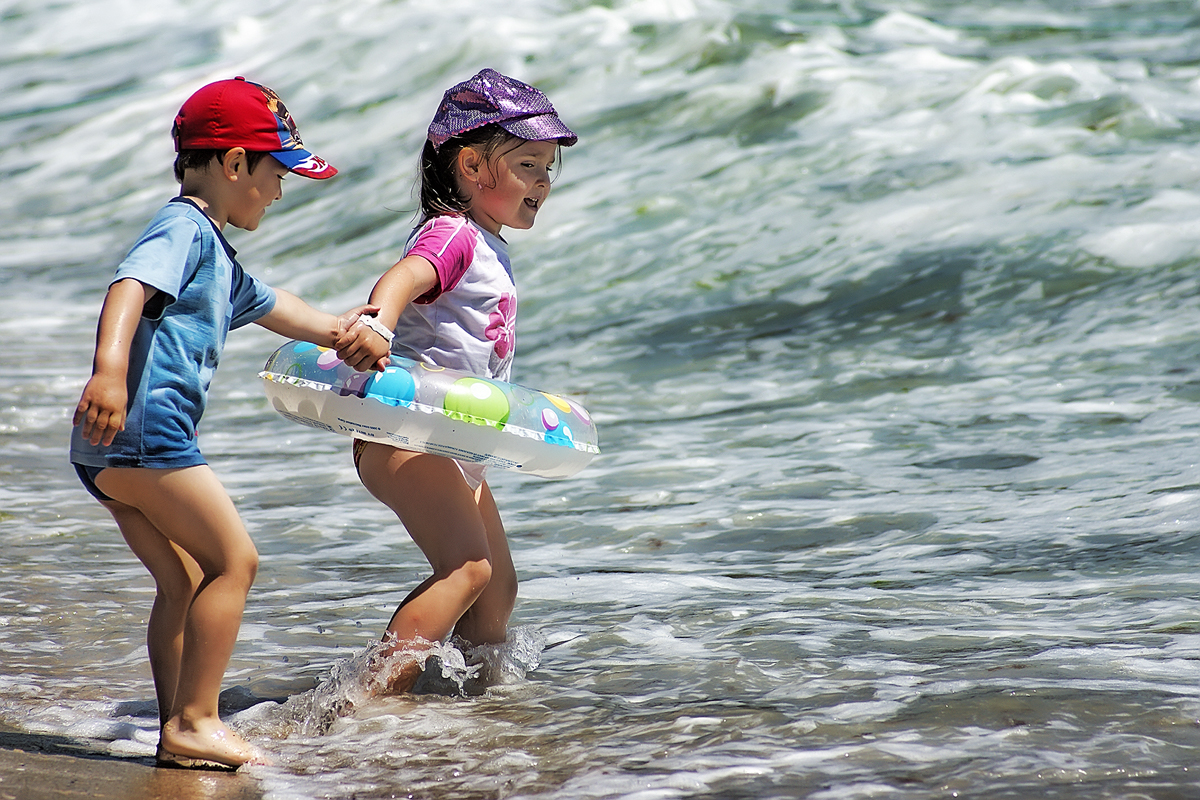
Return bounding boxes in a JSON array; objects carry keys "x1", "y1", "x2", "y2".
[{"x1": 359, "y1": 314, "x2": 395, "y2": 344}]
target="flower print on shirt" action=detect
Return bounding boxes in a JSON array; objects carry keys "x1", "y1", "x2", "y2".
[{"x1": 486, "y1": 292, "x2": 516, "y2": 360}]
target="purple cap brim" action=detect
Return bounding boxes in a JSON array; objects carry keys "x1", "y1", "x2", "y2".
[
  {"x1": 270, "y1": 147, "x2": 338, "y2": 180},
  {"x1": 501, "y1": 113, "x2": 578, "y2": 147}
]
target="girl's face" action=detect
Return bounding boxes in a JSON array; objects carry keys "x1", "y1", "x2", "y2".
[{"x1": 463, "y1": 139, "x2": 558, "y2": 237}]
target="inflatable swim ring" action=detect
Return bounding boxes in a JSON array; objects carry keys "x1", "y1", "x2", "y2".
[{"x1": 260, "y1": 341, "x2": 600, "y2": 479}]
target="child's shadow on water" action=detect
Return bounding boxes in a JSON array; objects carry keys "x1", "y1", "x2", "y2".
[
  {"x1": 113, "y1": 685, "x2": 289, "y2": 720},
  {"x1": 0, "y1": 726, "x2": 261, "y2": 799}
]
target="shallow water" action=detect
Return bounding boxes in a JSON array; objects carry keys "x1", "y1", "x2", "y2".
[{"x1": 4, "y1": 0, "x2": 1200, "y2": 797}]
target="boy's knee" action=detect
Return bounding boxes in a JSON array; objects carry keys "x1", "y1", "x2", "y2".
[
  {"x1": 235, "y1": 547, "x2": 259, "y2": 585},
  {"x1": 157, "y1": 573, "x2": 201, "y2": 607},
  {"x1": 214, "y1": 545, "x2": 258, "y2": 588}
]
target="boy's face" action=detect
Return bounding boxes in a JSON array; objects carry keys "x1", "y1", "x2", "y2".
[{"x1": 227, "y1": 155, "x2": 288, "y2": 231}]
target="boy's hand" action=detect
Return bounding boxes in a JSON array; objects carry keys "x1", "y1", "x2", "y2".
[
  {"x1": 73, "y1": 374, "x2": 128, "y2": 447},
  {"x1": 335, "y1": 304, "x2": 380, "y2": 335},
  {"x1": 335, "y1": 306, "x2": 392, "y2": 372}
]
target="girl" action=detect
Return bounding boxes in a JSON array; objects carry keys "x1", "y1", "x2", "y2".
[{"x1": 354, "y1": 69, "x2": 577, "y2": 693}]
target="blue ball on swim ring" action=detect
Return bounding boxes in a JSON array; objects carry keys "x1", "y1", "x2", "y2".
[
  {"x1": 365, "y1": 366, "x2": 417, "y2": 408},
  {"x1": 544, "y1": 424, "x2": 575, "y2": 448}
]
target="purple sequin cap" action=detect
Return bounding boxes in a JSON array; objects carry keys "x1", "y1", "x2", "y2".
[{"x1": 427, "y1": 68, "x2": 577, "y2": 149}]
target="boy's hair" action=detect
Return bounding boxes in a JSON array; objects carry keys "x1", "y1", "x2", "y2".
[{"x1": 173, "y1": 149, "x2": 273, "y2": 183}]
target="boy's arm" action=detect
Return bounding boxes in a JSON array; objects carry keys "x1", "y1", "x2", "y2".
[
  {"x1": 74, "y1": 278, "x2": 157, "y2": 446},
  {"x1": 255, "y1": 289, "x2": 391, "y2": 371}
]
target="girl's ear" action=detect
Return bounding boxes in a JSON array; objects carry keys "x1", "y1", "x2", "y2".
[
  {"x1": 456, "y1": 146, "x2": 482, "y2": 182},
  {"x1": 221, "y1": 147, "x2": 247, "y2": 180}
]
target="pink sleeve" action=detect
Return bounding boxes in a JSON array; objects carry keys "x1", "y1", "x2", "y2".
[{"x1": 405, "y1": 216, "x2": 477, "y2": 303}]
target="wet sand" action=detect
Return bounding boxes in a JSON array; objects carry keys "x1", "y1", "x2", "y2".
[{"x1": 0, "y1": 728, "x2": 262, "y2": 800}]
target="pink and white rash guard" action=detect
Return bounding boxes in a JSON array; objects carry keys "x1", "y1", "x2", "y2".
[{"x1": 393, "y1": 215, "x2": 517, "y2": 382}]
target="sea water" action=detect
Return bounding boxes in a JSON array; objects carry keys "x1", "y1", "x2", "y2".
[{"x1": 3, "y1": 0, "x2": 1200, "y2": 797}]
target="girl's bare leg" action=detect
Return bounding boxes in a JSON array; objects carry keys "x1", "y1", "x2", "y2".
[
  {"x1": 356, "y1": 444, "x2": 515, "y2": 692},
  {"x1": 452, "y1": 480, "x2": 516, "y2": 645},
  {"x1": 96, "y1": 465, "x2": 264, "y2": 767}
]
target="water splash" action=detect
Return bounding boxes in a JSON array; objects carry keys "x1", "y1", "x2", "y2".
[{"x1": 234, "y1": 627, "x2": 547, "y2": 739}]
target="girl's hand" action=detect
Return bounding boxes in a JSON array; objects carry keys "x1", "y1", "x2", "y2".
[
  {"x1": 334, "y1": 308, "x2": 392, "y2": 372},
  {"x1": 74, "y1": 374, "x2": 128, "y2": 447}
]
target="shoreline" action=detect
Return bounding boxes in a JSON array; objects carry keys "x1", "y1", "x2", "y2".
[{"x1": 0, "y1": 728, "x2": 263, "y2": 800}]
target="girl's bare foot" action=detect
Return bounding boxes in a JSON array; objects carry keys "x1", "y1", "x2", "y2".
[
  {"x1": 380, "y1": 659, "x2": 422, "y2": 695},
  {"x1": 158, "y1": 716, "x2": 270, "y2": 769}
]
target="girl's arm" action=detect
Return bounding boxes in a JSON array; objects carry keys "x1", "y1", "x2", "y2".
[
  {"x1": 256, "y1": 290, "x2": 391, "y2": 371},
  {"x1": 74, "y1": 278, "x2": 156, "y2": 446},
  {"x1": 366, "y1": 254, "x2": 440, "y2": 330}
]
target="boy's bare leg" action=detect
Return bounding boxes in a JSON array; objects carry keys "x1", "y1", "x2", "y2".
[
  {"x1": 103, "y1": 499, "x2": 204, "y2": 726},
  {"x1": 356, "y1": 445, "x2": 507, "y2": 692},
  {"x1": 96, "y1": 465, "x2": 264, "y2": 767}
]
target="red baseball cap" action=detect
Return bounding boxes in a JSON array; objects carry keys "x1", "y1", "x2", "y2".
[{"x1": 172, "y1": 77, "x2": 337, "y2": 180}]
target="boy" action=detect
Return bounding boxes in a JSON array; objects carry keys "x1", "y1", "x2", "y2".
[{"x1": 70, "y1": 77, "x2": 390, "y2": 769}]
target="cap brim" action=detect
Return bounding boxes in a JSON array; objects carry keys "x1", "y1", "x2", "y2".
[
  {"x1": 500, "y1": 114, "x2": 578, "y2": 146},
  {"x1": 271, "y1": 149, "x2": 338, "y2": 180}
]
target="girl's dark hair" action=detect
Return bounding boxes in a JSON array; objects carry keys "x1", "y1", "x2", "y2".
[
  {"x1": 418, "y1": 124, "x2": 524, "y2": 219},
  {"x1": 173, "y1": 149, "x2": 272, "y2": 183}
]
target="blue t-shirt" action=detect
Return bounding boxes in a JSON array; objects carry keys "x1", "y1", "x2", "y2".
[{"x1": 70, "y1": 198, "x2": 277, "y2": 469}]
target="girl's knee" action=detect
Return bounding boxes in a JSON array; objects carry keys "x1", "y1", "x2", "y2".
[
  {"x1": 488, "y1": 568, "x2": 518, "y2": 619},
  {"x1": 499, "y1": 571, "x2": 518, "y2": 608},
  {"x1": 443, "y1": 557, "x2": 492, "y2": 598},
  {"x1": 463, "y1": 557, "x2": 493, "y2": 594}
]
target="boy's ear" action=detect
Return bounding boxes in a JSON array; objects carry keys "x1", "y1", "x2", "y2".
[{"x1": 221, "y1": 147, "x2": 247, "y2": 180}]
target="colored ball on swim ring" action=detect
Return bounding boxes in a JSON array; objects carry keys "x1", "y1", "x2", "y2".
[
  {"x1": 444, "y1": 378, "x2": 510, "y2": 429},
  {"x1": 512, "y1": 386, "x2": 538, "y2": 407},
  {"x1": 543, "y1": 393, "x2": 573, "y2": 414},
  {"x1": 316, "y1": 348, "x2": 343, "y2": 370},
  {"x1": 545, "y1": 424, "x2": 575, "y2": 448},
  {"x1": 568, "y1": 400, "x2": 592, "y2": 425},
  {"x1": 365, "y1": 366, "x2": 417, "y2": 408},
  {"x1": 339, "y1": 372, "x2": 372, "y2": 397}
]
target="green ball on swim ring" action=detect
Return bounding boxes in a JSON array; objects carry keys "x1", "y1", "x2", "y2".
[{"x1": 443, "y1": 378, "x2": 510, "y2": 429}]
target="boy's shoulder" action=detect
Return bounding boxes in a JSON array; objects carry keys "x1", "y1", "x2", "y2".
[
  {"x1": 145, "y1": 197, "x2": 208, "y2": 227},
  {"x1": 120, "y1": 199, "x2": 225, "y2": 278},
  {"x1": 132, "y1": 199, "x2": 224, "y2": 252}
]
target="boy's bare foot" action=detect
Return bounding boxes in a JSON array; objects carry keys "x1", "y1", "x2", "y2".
[
  {"x1": 158, "y1": 717, "x2": 270, "y2": 769},
  {"x1": 156, "y1": 746, "x2": 238, "y2": 771}
]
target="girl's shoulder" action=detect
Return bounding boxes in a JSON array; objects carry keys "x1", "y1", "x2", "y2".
[
  {"x1": 408, "y1": 214, "x2": 481, "y2": 253},
  {"x1": 415, "y1": 213, "x2": 474, "y2": 237},
  {"x1": 406, "y1": 214, "x2": 481, "y2": 272}
]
